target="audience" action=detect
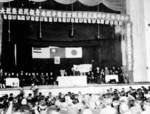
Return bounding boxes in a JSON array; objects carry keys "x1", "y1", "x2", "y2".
[
  {"x1": 0, "y1": 85, "x2": 150, "y2": 114},
  {"x1": 0, "y1": 67, "x2": 149, "y2": 114}
]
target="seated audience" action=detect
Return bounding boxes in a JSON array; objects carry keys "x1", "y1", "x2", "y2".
[{"x1": 1, "y1": 83, "x2": 150, "y2": 114}]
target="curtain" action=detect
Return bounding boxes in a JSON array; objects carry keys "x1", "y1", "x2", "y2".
[
  {"x1": 29, "y1": 0, "x2": 47, "y2": 2},
  {"x1": 103, "y1": 0, "x2": 126, "y2": 12},
  {"x1": 55, "y1": 0, "x2": 76, "y2": 5},
  {"x1": 0, "y1": 0, "x2": 125, "y2": 12},
  {"x1": 0, "y1": 0, "x2": 14, "y2": 2},
  {"x1": 54, "y1": 0, "x2": 125, "y2": 11},
  {"x1": 78, "y1": 0, "x2": 102, "y2": 6}
]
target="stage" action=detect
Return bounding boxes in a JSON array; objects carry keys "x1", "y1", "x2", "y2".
[{"x1": 0, "y1": 83, "x2": 150, "y2": 97}]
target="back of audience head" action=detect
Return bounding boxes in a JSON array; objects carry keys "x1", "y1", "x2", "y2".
[
  {"x1": 49, "y1": 110, "x2": 60, "y2": 114},
  {"x1": 119, "y1": 103, "x2": 130, "y2": 114},
  {"x1": 143, "y1": 97, "x2": 150, "y2": 111},
  {"x1": 82, "y1": 108, "x2": 93, "y2": 114}
]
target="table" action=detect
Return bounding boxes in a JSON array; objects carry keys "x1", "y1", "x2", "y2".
[
  {"x1": 57, "y1": 76, "x2": 87, "y2": 87},
  {"x1": 5, "y1": 78, "x2": 20, "y2": 87},
  {"x1": 105, "y1": 75, "x2": 118, "y2": 83}
]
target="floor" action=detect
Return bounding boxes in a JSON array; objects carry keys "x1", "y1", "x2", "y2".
[{"x1": 0, "y1": 83, "x2": 150, "y2": 97}]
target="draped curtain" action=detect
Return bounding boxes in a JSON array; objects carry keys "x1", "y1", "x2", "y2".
[
  {"x1": 0, "y1": 0, "x2": 14, "y2": 2},
  {"x1": 0, "y1": 0, "x2": 126, "y2": 12},
  {"x1": 54, "y1": 0, "x2": 125, "y2": 11},
  {"x1": 103, "y1": 0, "x2": 126, "y2": 12},
  {"x1": 29, "y1": 0, "x2": 47, "y2": 2},
  {"x1": 55, "y1": 0, "x2": 76, "y2": 5}
]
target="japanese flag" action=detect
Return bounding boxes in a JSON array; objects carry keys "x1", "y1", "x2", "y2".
[{"x1": 65, "y1": 47, "x2": 82, "y2": 58}]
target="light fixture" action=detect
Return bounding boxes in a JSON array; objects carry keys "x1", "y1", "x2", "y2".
[
  {"x1": 96, "y1": 4, "x2": 102, "y2": 40},
  {"x1": 8, "y1": 2, "x2": 11, "y2": 42},
  {"x1": 69, "y1": 23, "x2": 74, "y2": 38},
  {"x1": 38, "y1": 2, "x2": 42, "y2": 39},
  {"x1": 96, "y1": 23, "x2": 102, "y2": 39}
]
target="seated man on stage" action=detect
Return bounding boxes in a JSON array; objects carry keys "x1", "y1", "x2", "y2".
[
  {"x1": 95, "y1": 67, "x2": 101, "y2": 84},
  {"x1": 100, "y1": 68, "x2": 105, "y2": 84},
  {"x1": 87, "y1": 71, "x2": 95, "y2": 84}
]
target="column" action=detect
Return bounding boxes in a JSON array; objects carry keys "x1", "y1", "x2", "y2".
[
  {"x1": 126, "y1": 0, "x2": 148, "y2": 82},
  {"x1": 144, "y1": 0, "x2": 150, "y2": 82}
]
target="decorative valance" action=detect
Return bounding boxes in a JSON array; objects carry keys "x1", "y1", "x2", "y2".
[
  {"x1": 0, "y1": 0, "x2": 14, "y2": 3},
  {"x1": 55, "y1": 0, "x2": 125, "y2": 11},
  {"x1": 0, "y1": 0, "x2": 126, "y2": 12},
  {"x1": 54, "y1": 0, "x2": 77, "y2": 5},
  {"x1": 0, "y1": 7, "x2": 130, "y2": 25},
  {"x1": 29, "y1": 0, "x2": 47, "y2": 2}
]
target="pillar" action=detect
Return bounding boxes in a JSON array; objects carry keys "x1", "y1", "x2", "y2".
[
  {"x1": 126, "y1": 0, "x2": 148, "y2": 82},
  {"x1": 144, "y1": 0, "x2": 150, "y2": 82}
]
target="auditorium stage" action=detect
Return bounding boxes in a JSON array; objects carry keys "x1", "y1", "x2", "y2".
[{"x1": 0, "y1": 83, "x2": 150, "y2": 97}]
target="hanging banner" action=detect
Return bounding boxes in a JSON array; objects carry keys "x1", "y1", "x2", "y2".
[
  {"x1": 126, "y1": 23, "x2": 133, "y2": 71},
  {"x1": 0, "y1": 7, "x2": 130, "y2": 25},
  {"x1": 72, "y1": 64, "x2": 92, "y2": 72}
]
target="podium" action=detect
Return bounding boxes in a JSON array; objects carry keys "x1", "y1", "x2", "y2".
[
  {"x1": 105, "y1": 75, "x2": 118, "y2": 83},
  {"x1": 57, "y1": 76, "x2": 87, "y2": 87},
  {"x1": 5, "y1": 78, "x2": 20, "y2": 87}
]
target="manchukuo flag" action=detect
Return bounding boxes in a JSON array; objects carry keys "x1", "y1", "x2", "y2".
[
  {"x1": 32, "y1": 47, "x2": 50, "y2": 59},
  {"x1": 65, "y1": 47, "x2": 82, "y2": 58}
]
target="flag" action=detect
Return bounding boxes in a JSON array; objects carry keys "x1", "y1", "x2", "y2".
[
  {"x1": 65, "y1": 47, "x2": 82, "y2": 58},
  {"x1": 32, "y1": 47, "x2": 50, "y2": 59},
  {"x1": 50, "y1": 47, "x2": 65, "y2": 58},
  {"x1": 50, "y1": 47, "x2": 82, "y2": 58}
]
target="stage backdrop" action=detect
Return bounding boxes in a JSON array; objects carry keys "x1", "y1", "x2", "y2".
[
  {"x1": 2, "y1": 38, "x2": 122, "y2": 74},
  {"x1": 1, "y1": 1, "x2": 122, "y2": 72}
]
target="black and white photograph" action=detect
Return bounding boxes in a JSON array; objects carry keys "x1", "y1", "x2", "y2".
[{"x1": 0, "y1": 0, "x2": 150, "y2": 114}]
